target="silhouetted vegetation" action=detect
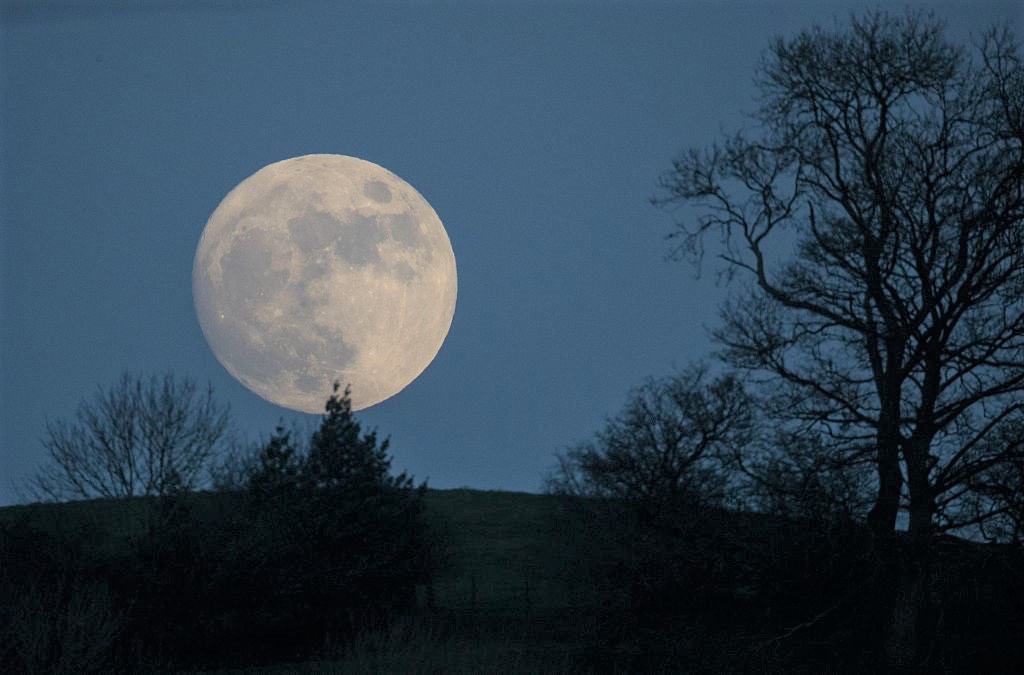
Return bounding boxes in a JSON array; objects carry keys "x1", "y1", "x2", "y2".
[
  {"x1": 537, "y1": 355, "x2": 1020, "y2": 672},
  {"x1": 657, "y1": 8, "x2": 1024, "y2": 546},
  {"x1": 1, "y1": 383, "x2": 436, "y2": 672},
  {"x1": 30, "y1": 372, "x2": 231, "y2": 502},
  {"x1": 3, "y1": 10, "x2": 1022, "y2": 673},
  {"x1": 547, "y1": 363, "x2": 750, "y2": 506},
  {"x1": 655, "y1": 9, "x2": 1023, "y2": 666},
  {"x1": 6, "y1": 485, "x2": 1023, "y2": 673}
]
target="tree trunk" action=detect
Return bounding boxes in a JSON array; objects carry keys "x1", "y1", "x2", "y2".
[
  {"x1": 905, "y1": 461, "x2": 934, "y2": 541},
  {"x1": 882, "y1": 536, "x2": 939, "y2": 670},
  {"x1": 885, "y1": 556, "x2": 929, "y2": 668},
  {"x1": 868, "y1": 434, "x2": 902, "y2": 536},
  {"x1": 878, "y1": 433, "x2": 938, "y2": 667}
]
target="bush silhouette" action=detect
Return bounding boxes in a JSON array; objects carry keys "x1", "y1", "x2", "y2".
[{"x1": 116, "y1": 383, "x2": 438, "y2": 667}]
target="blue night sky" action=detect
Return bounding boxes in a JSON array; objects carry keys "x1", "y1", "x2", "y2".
[{"x1": 2, "y1": 1, "x2": 1020, "y2": 506}]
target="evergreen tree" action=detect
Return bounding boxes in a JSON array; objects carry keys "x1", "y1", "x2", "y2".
[
  {"x1": 130, "y1": 383, "x2": 438, "y2": 666},
  {"x1": 248, "y1": 425, "x2": 301, "y2": 498},
  {"x1": 304, "y1": 383, "x2": 413, "y2": 494},
  {"x1": 294, "y1": 383, "x2": 429, "y2": 635}
]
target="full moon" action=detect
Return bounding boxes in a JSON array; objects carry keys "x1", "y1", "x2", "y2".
[{"x1": 193, "y1": 154, "x2": 457, "y2": 413}]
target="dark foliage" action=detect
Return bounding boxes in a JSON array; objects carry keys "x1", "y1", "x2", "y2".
[
  {"x1": 545, "y1": 360, "x2": 1024, "y2": 671},
  {"x1": 546, "y1": 491, "x2": 1024, "y2": 673},
  {"x1": 656, "y1": 9, "x2": 1024, "y2": 544},
  {"x1": 652, "y1": 10, "x2": 1023, "y2": 666},
  {"x1": 304, "y1": 383, "x2": 405, "y2": 493},
  {"x1": 1, "y1": 384, "x2": 435, "y2": 671},
  {"x1": 0, "y1": 512, "x2": 126, "y2": 674},
  {"x1": 4, "y1": 486, "x2": 1024, "y2": 672}
]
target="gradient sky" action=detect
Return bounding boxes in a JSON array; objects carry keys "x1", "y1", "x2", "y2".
[{"x1": 2, "y1": 1, "x2": 1021, "y2": 506}]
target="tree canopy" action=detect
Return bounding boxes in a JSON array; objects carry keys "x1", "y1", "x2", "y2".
[
  {"x1": 33, "y1": 372, "x2": 230, "y2": 501},
  {"x1": 657, "y1": 10, "x2": 1024, "y2": 541}
]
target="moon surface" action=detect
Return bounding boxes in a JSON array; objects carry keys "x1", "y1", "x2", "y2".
[{"x1": 193, "y1": 154, "x2": 457, "y2": 413}]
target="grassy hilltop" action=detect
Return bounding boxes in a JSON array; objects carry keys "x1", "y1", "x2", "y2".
[
  {"x1": 0, "y1": 488, "x2": 569, "y2": 613},
  {"x1": 0, "y1": 488, "x2": 595, "y2": 673},
  {"x1": 3, "y1": 488, "x2": 1024, "y2": 673}
]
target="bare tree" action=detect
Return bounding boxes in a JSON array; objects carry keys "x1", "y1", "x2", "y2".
[
  {"x1": 656, "y1": 11, "x2": 1024, "y2": 543},
  {"x1": 32, "y1": 373, "x2": 230, "y2": 501},
  {"x1": 545, "y1": 365, "x2": 753, "y2": 632},
  {"x1": 737, "y1": 425, "x2": 875, "y2": 524},
  {"x1": 958, "y1": 416, "x2": 1024, "y2": 543},
  {"x1": 548, "y1": 363, "x2": 751, "y2": 506}
]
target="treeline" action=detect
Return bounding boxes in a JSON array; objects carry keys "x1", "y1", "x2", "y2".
[
  {"x1": 548, "y1": 488, "x2": 1024, "y2": 672},
  {"x1": 2, "y1": 370, "x2": 1023, "y2": 672},
  {"x1": 544, "y1": 366, "x2": 1024, "y2": 673},
  {"x1": 0, "y1": 384, "x2": 436, "y2": 672},
  {"x1": 3, "y1": 8, "x2": 1024, "y2": 672}
]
